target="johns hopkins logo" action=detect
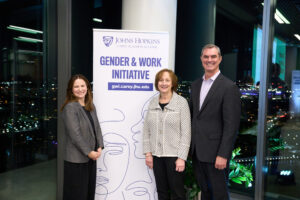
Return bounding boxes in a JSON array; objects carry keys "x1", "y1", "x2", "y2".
[{"x1": 103, "y1": 36, "x2": 113, "y2": 47}]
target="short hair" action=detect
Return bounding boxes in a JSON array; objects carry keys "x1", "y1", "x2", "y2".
[
  {"x1": 154, "y1": 69, "x2": 178, "y2": 92},
  {"x1": 271, "y1": 63, "x2": 281, "y2": 75},
  {"x1": 61, "y1": 74, "x2": 94, "y2": 111},
  {"x1": 201, "y1": 44, "x2": 222, "y2": 57}
]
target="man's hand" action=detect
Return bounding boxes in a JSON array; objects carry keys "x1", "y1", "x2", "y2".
[{"x1": 215, "y1": 156, "x2": 227, "y2": 170}]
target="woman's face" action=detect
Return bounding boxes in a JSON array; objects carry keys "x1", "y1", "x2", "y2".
[
  {"x1": 72, "y1": 78, "x2": 87, "y2": 100},
  {"x1": 158, "y1": 71, "x2": 172, "y2": 94}
]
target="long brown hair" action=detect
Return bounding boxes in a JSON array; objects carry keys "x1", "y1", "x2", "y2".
[{"x1": 60, "y1": 74, "x2": 94, "y2": 111}]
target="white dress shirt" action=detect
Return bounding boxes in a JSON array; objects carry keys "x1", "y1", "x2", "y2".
[{"x1": 199, "y1": 71, "x2": 220, "y2": 110}]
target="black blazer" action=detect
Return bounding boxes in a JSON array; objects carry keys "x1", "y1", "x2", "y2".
[{"x1": 190, "y1": 73, "x2": 241, "y2": 163}]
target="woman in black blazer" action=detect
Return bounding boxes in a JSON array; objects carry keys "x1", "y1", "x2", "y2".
[{"x1": 61, "y1": 74, "x2": 104, "y2": 200}]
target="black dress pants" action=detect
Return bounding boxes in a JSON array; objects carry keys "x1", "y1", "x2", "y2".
[
  {"x1": 192, "y1": 156, "x2": 229, "y2": 200},
  {"x1": 153, "y1": 156, "x2": 186, "y2": 200},
  {"x1": 63, "y1": 160, "x2": 97, "y2": 200}
]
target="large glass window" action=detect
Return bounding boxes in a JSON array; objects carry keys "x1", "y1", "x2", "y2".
[
  {"x1": 264, "y1": 0, "x2": 300, "y2": 199},
  {"x1": 215, "y1": 0, "x2": 263, "y2": 197},
  {"x1": 0, "y1": 0, "x2": 57, "y2": 199}
]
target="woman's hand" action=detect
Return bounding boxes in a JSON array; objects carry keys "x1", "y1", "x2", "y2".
[
  {"x1": 88, "y1": 151, "x2": 100, "y2": 160},
  {"x1": 97, "y1": 147, "x2": 102, "y2": 156},
  {"x1": 175, "y1": 158, "x2": 185, "y2": 172},
  {"x1": 145, "y1": 153, "x2": 153, "y2": 169}
]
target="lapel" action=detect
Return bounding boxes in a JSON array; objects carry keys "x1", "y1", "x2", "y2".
[
  {"x1": 164, "y1": 92, "x2": 178, "y2": 111},
  {"x1": 148, "y1": 95, "x2": 161, "y2": 110},
  {"x1": 77, "y1": 103, "x2": 96, "y2": 138},
  {"x1": 194, "y1": 79, "x2": 202, "y2": 113},
  {"x1": 90, "y1": 110, "x2": 99, "y2": 138},
  {"x1": 198, "y1": 73, "x2": 223, "y2": 115}
]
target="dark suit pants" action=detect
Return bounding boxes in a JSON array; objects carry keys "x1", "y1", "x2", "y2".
[
  {"x1": 153, "y1": 156, "x2": 186, "y2": 200},
  {"x1": 63, "y1": 160, "x2": 96, "y2": 200},
  {"x1": 193, "y1": 157, "x2": 229, "y2": 200}
]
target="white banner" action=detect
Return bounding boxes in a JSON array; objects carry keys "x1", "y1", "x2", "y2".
[
  {"x1": 93, "y1": 29, "x2": 169, "y2": 200},
  {"x1": 291, "y1": 70, "x2": 300, "y2": 116}
]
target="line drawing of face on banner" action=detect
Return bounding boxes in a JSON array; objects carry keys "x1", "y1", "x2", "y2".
[
  {"x1": 131, "y1": 93, "x2": 159, "y2": 159},
  {"x1": 123, "y1": 180, "x2": 158, "y2": 200},
  {"x1": 127, "y1": 93, "x2": 159, "y2": 200},
  {"x1": 96, "y1": 132, "x2": 130, "y2": 197},
  {"x1": 95, "y1": 109, "x2": 130, "y2": 199}
]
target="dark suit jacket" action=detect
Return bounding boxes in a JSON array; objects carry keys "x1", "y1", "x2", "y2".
[
  {"x1": 62, "y1": 102, "x2": 104, "y2": 163},
  {"x1": 190, "y1": 73, "x2": 241, "y2": 163}
]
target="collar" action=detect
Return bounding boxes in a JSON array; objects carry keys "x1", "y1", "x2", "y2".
[
  {"x1": 202, "y1": 70, "x2": 220, "y2": 81},
  {"x1": 149, "y1": 92, "x2": 179, "y2": 111}
]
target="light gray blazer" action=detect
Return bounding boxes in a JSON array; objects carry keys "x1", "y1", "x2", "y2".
[
  {"x1": 62, "y1": 102, "x2": 104, "y2": 163},
  {"x1": 143, "y1": 92, "x2": 191, "y2": 160}
]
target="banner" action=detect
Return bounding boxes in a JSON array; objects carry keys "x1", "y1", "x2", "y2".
[
  {"x1": 291, "y1": 70, "x2": 300, "y2": 117},
  {"x1": 93, "y1": 29, "x2": 169, "y2": 200}
]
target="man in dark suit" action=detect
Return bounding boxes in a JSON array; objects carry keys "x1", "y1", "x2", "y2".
[{"x1": 190, "y1": 44, "x2": 241, "y2": 200}]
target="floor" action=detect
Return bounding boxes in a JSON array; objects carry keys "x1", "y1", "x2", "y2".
[
  {"x1": 0, "y1": 158, "x2": 249, "y2": 200},
  {"x1": 0, "y1": 159, "x2": 56, "y2": 200},
  {"x1": 0, "y1": 150, "x2": 299, "y2": 200}
]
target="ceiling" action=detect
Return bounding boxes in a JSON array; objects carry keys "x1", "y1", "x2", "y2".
[
  {"x1": 276, "y1": 0, "x2": 300, "y2": 45},
  {"x1": 217, "y1": 0, "x2": 300, "y2": 46}
]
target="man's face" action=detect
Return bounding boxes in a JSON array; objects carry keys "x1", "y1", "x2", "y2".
[{"x1": 201, "y1": 47, "x2": 222, "y2": 74}]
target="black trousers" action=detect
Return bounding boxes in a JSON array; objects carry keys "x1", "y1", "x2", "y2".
[
  {"x1": 63, "y1": 160, "x2": 97, "y2": 200},
  {"x1": 192, "y1": 156, "x2": 229, "y2": 200},
  {"x1": 153, "y1": 156, "x2": 186, "y2": 200}
]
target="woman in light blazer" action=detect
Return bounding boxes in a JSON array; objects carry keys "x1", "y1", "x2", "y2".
[
  {"x1": 61, "y1": 74, "x2": 104, "y2": 200},
  {"x1": 143, "y1": 69, "x2": 191, "y2": 200}
]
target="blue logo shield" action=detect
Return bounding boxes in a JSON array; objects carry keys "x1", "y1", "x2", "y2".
[{"x1": 103, "y1": 36, "x2": 113, "y2": 47}]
